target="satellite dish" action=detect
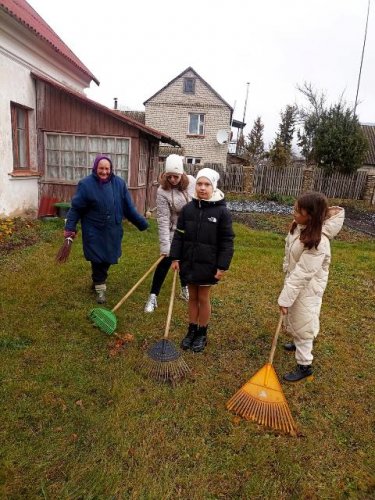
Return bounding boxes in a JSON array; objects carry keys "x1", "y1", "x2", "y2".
[{"x1": 216, "y1": 129, "x2": 229, "y2": 145}]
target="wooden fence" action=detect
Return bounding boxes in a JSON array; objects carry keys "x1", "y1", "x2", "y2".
[
  {"x1": 312, "y1": 169, "x2": 367, "y2": 199},
  {"x1": 158, "y1": 162, "x2": 370, "y2": 201},
  {"x1": 222, "y1": 165, "x2": 244, "y2": 192},
  {"x1": 252, "y1": 165, "x2": 303, "y2": 196}
]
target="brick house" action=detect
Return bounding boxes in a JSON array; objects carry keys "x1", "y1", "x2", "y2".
[{"x1": 144, "y1": 67, "x2": 233, "y2": 167}]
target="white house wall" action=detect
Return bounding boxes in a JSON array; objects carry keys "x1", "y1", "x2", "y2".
[
  {"x1": 0, "y1": 54, "x2": 39, "y2": 216},
  {"x1": 0, "y1": 11, "x2": 91, "y2": 216}
]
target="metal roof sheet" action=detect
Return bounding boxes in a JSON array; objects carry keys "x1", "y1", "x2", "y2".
[
  {"x1": 361, "y1": 124, "x2": 375, "y2": 165},
  {"x1": 0, "y1": 0, "x2": 99, "y2": 85},
  {"x1": 31, "y1": 72, "x2": 180, "y2": 147}
]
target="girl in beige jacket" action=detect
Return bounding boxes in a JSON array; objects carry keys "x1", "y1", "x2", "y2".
[
  {"x1": 278, "y1": 191, "x2": 345, "y2": 382},
  {"x1": 144, "y1": 154, "x2": 196, "y2": 312}
]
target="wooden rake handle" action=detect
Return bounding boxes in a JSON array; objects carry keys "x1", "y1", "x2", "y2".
[
  {"x1": 268, "y1": 312, "x2": 284, "y2": 365},
  {"x1": 111, "y1": 255, "x2": 164, "y2": 313},
  {"x1": 163, "y1": 269, "x2": 178, "y2": 339}
]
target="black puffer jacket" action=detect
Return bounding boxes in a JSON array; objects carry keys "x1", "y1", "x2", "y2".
[{"x1": 170, "y1": 198, "x2": 234, "y2": 285}]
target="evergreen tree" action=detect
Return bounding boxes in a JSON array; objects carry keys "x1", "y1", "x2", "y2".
[
  {"x1": 278, "y1": 104, "x2": 297, "y2": 151},
  {"x1": 297, "y1": 82, "x2": 368, "y2": 173},
  {"x1": 268, "y1": 137, "x2": 290, "y2": 168},
  {"x1": 313, "y1": 104, "x2": 368, "y2": 173},
  {"x1": 244, "y1": 116, "x2": 265, "y2": 164},
  {"x1": 269, "y1": 105, "x2": 297, "y2": 167}
]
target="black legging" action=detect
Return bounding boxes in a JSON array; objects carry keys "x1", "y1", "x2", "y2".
[
  {"x1": 91, "y1": 262, "x2": 111, "y2": 285},
  {"x1": 150, "y1": 256, "x2": 186, "y2": 295}
]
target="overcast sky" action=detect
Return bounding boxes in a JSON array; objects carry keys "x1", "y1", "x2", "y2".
[{"x1": 29, "y1": 0, "x2": 375, "y2": 148}]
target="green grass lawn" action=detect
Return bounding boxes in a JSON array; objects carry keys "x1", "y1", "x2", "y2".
[{"x1": 0, "y1": 218, "x2": 374, "y2": 498}]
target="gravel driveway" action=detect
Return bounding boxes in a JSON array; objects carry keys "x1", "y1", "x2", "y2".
[{"x1": 227, "y1": 201, "x2": 375, "y2": 237}]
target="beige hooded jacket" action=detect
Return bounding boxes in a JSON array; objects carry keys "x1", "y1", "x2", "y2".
[
  {"x1": 156, "y1": 175, "x2": 196, "y2": 255},
  {"x1": 278, "y1": 207, "x2": 345, "y2": 339}
]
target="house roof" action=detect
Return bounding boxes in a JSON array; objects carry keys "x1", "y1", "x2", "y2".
[
  {"x1": 361, "y1": 124, "x2": 375, "y2": 165},
  {"x1": 0, "y1": 0, "x2": 99, "y2": 85},
  {"x1": 31, "y1": 72, "x2": 180, "y2": 147},
  {"x1": 143, "y1": 66, "x2": 233, "y2": 111},
  {"x1": 232, "y1": 119, "x2": 246, "y2": 129},
  {"x1": 120, "y1": 110, "x2": 146, "y2": 124}
]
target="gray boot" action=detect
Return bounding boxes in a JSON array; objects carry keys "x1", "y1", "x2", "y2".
[{"x1": 95, "y1": 284, "x2": 106, "y2": 304}]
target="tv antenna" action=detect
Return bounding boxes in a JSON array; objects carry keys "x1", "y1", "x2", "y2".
[{"x1": 216, "y1": 129, "x2": 229, "y2": 145}]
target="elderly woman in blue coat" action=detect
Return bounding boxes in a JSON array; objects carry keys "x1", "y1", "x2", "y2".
[{"x1": 64, "y1": 155, "x2": 148, "y2": 303}]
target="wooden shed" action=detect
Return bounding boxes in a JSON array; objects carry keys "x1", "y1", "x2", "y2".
[{"x1": 33, "y1": 73, "x2": 179, "y2": 215}]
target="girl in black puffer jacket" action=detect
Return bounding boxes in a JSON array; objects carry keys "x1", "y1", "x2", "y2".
[{"x1": 170, "y1": 168, "x2": 234, "y2": 353}]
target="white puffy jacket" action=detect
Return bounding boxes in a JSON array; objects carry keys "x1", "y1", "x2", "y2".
[
  {"x1": 157, "y1": 175, "x2": 196, "y2": 255},
  {"x1": 278, "y1": 207, "x2": 345, "y2": 339}
]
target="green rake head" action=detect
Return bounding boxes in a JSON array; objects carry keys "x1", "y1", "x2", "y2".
[{"x1": 89, "y1": 308, "x2": 117, "y2": 335}]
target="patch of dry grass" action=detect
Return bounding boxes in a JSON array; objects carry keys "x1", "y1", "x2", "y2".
[{"x1": 0, "y1": 218, "x2": 374, "y2": 498}]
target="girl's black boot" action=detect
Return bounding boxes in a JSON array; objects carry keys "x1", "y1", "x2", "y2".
[
  {"x1": 180, "y1": 323, "x2": 198, "y2": 350},
  {"x1": 283, "y1": 364, "x2": 313, "y2": 382},
  {"x1": 191, "y1": 325, "x2": 208, "y2": 353}
]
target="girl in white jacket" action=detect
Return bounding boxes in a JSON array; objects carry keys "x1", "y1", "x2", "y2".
[{"x1": 278, "y1": 191, "x2": 345, "y2": 382}]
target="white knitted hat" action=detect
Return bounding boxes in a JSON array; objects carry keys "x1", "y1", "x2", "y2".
[
  {"x1": 165, "y1": 154, "x2": 184, "y2": 175},
  {"x1": 196, "y1": 168, "x2": 220, "y2": 191}
]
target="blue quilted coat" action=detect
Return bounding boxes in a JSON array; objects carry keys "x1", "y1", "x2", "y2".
[{"x1": 65, "y1": 173, "x2": 148, "y2": 264}]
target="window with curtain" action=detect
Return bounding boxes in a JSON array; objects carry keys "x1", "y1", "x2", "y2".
[
  {"x1": 11, "y1": 104, "x2": 30, "y2": 170},
  {"x1": 45, "y1": 134, "x2": 130, "y2": 182},
  {"x1": 138, "y1": 139, "x2": 149, "y2": 186},
  {"x1": 188, "y1": 113, "x2": 205, "y2": 135}
]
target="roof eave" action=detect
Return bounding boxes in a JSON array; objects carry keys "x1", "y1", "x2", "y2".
[{"x1": 31, "y1": 72, "x2": 180, "y2": 146}]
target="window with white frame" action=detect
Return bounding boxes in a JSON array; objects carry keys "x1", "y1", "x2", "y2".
[
  {"x1": 45, "y1": 134, "x2": 130, "y2": 182},
  {"x1": 188, "y1": 113, "x2": 205, "y2": 135},
  {"x1": 11, "y1": 103, "x2": 30, "y2": 170},
  {"x1": 186, "y1": 157, "x2": 201, "y2": 165}
]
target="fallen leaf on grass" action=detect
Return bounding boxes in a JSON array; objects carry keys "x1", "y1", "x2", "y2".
[
  {"x1": 108, "y1": 333, "x2": 134, "y2": 357},
  {"x1": 232, "y1": 416, "x2": 242, "y2": 425},
  {"x1": 121, "y1": 333, "x2": 134, "y2": 342}
]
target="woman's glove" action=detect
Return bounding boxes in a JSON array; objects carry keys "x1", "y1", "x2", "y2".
[{"x1": 63, "y1": 230, "x2": 77, "y2": 239}]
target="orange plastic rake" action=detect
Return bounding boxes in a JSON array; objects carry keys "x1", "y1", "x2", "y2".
[{"x1": 227, "y1": 313, "x2": 298, "y2": 436}]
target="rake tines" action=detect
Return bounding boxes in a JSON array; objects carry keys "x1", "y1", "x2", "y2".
[
  {"x1": 143, "y1": 339, "x2": 190, "y2": 384},
  {"x1": 226, "y1": 314, "x2": 298, "y2": 436},
  {"x1": 143, "y1": 271, "x2": 190, "y2": 384},
  {"x1": 89, "y1": 308, "x2": 117, "y2": 335},
  {"x1": 227, "y1": 385, "x2": 297, "y2": 435},
  {"x1": 88, "y1": 256, "x2": 164, "y2": 336}
]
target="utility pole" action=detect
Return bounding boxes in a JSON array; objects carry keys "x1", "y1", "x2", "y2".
[
  {"x1": 354, "y1": 0, "x2": 371, "y2": 115},
  {"x1": 239, "y1": 82, "x2": 250, "y2": 154}
]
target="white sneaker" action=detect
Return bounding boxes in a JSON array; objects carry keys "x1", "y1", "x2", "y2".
[
  {"x1": 179, "y1": 286, "x2": 189, "y2": 302},
  {"x1": 144, "y1": 293, "x2": 158, "y2": 313}
]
